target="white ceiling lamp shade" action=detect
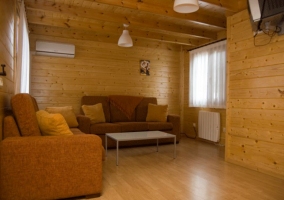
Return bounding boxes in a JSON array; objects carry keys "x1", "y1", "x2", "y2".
[
  {"x1": 118, "y1": 24, "x2": 133, "y2": 47},
  {"x1": 173, "y1": 0, "x2": 199, "y2": 13}
]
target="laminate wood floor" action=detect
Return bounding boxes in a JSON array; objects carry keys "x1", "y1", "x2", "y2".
[{"x1": 90, "y1": 135, "x2": 284, "y2": 200}]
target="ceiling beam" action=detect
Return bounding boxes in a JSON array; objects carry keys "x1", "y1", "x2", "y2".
[
  {"x1": 29, "y1": 24, "x2": 183, "y2": 51},
  {"x1": 199, "y1": 0, "x2": 240, "y2": 12},
  {"x1": 85, "y1": 0, "x2": 226, "y2": 28},
  {"x1": 24, "y1": 0, "x2": 217, "y2": 40},
  {"x1": 26, "y1": 12, "x2": 210, "y2": 46}
]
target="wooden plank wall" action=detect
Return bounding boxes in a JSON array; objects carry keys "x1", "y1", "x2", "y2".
[
  {"x1": 226, "y1": 10, "x2": 284, "y2": 179},
  {"x1": 182, "y1": 51, "x2": 226, "y2": 145},
  {"x1": 0, "y1": 0, "x2": 16, "y2": 140},
  {"x1": 29, "y1": 25, "x2": 181, "y2": 116}
]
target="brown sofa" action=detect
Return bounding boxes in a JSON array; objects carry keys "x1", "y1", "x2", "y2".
[
  {"x1": 77, "y1": 95, "x2": 180, "y2": 148},
  {"x1": 0, "y1": 94, "x2": 103, "y2": 200}
]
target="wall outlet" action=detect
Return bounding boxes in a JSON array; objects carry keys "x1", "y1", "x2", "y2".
[{"x1": 193, "y1": 123, "x2": 196, "y2": 127}]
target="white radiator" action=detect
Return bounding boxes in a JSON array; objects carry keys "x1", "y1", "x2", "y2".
[{"x1": 198, "y1": 111, "x2": 220, "y2": 142}]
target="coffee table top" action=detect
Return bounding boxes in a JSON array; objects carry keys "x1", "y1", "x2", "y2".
[{"x1": 106, "y1": 131, "x2": 175, "y2": 141}]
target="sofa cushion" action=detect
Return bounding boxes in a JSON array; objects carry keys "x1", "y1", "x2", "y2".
[
  {"x1": 82, "y1": 103, "x2": 106, "y2": 124},
  {"x1": 81, "y1": 96, "x2": 111, "y2": 122},
  {"x1": 45, "y1": 106, "x2": 79, "y2": 128},
  {"x1": 11, "y1": 93, "x2": 41, "y2": 137},
  {"x1": 148, "y1": 122, "x2": 173, "y2": 131},
  {"x1": 36, "y1": 110, "x2": 73, "y2": 136},
  {"x1": 115, "y1": 122, "x2": 149, "y2": 132},
  {"x1": 136, "y1": 97, "x2": 157, "y2": 122},
  {"x1": 146, "y1": 104, "x2": 168, "y2": 122},
  {"x1": 90, "y1": 123, "x2": 121, "y2": 135}
]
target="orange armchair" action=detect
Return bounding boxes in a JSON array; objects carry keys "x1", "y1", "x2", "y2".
[{"x1": 0, "y1": 94, "x2": 103, "y2": 200}]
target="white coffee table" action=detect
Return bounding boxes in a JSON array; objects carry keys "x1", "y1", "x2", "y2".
[{"x1": 105, "y1": 131, "x2": 176, "y2": 166}]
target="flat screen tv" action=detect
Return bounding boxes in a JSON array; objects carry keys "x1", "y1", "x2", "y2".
[{"x1": 248, "y1": 0, "x2": 284, "y2": 35}]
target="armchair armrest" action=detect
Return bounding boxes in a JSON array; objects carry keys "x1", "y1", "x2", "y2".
[
  {"x1": 167, "y1": 114, "x2": 181, "y2": 141},
  {"x1": 0, "y1": 134, "x2": 102, "y2": 200},
  {"x1": 77, "y1": 114, "x2": 91, "y2": 133},
  {"x1": 3, "y1": 115, "x2": 21, "y2": 139}
]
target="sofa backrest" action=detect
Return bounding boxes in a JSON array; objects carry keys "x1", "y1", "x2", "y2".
[
  {"x1": 81, "y1": 95, "x2": 157, "y2": 123},
  {"x1": 11, "y1": 93, "x2": 41, "y2": 137},
  {"x1": 109, "y1": 95, "x2": 144, "y2": 123}
]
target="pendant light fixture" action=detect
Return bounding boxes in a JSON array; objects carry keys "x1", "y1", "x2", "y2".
[
  {"x1": 118, "y1": 24, "x2": 133, "y2": 47},
  {"x1": 173, "y1": 0, "x2": 199, "y2": 13}
]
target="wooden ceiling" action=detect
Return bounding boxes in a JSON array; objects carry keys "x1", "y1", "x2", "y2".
[{"x1": 24, "y1": 0, "x2": 247, "y2": 49}]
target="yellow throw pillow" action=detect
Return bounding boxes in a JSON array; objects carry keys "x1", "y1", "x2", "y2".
[
  {"x1": 36, "y1": 110, "x2": 73, "y2": 136},
  {"x1": 82, "y1": 103, "x2": 106, "y2": 124},
  {"x1": 146, "y1": 103, "x2": 168, "y2": 122},
  {"x1": 45, "y1": 106, "x2": 78, "y2": 128}
]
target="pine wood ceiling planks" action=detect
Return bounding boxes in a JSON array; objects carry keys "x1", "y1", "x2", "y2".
[{"x1": 24, "y1": 0, "x2": 247, "y2": 48}]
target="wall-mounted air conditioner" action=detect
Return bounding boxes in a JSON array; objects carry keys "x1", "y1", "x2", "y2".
[{"x1": 36, "y1": 41, "x2": 75, "y2": 58}]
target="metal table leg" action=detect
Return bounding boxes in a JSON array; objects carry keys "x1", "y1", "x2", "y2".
[
  {"x1": 105, "y1": 135, "x2": 108, "y2": 157},
  {"x1": 116, "y1": 140, "x2": 119, "y2": 166},
  {"x1": 174, "y1": 136, "x2": 176, "y2": 159},
  {"x1": 157, "y1": 139, "x2": 159, "y2": 152}
]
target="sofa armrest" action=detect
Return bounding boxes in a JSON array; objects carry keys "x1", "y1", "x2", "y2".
[
  {"x1": 167, "y1": 114, "x2": 181, "y2": 141},
  {"x1": 0, "y1": 134, "x2": 103, "y2": 200},
  {"x1": 77, "y1": 114, "x2": 91, "y2": 133}
]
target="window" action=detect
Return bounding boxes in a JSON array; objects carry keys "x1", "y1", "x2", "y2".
[
  {"x1": 15, "y1": 1, "x2": 30, "y2": 94},
  {"x1": 189, "y1": 40, "x2": 226, "y2": 108}
]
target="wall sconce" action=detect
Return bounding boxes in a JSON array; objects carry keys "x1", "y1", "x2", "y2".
[
  {"x1": 118, "y1": 24, "x2": 133, "y2": 47},
  {"x1": 0, "y1": 64, "x2": 6, "y2": 76},
  {"x1": 173, "y1": 0, "x2": 199, "y2": 13}
]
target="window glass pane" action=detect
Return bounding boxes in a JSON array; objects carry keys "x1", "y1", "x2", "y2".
[
  {"x1": 189, "y1": 40, "x2": 226, "y2": 108},
  {"x1": 15, "y1": 1, "x2": 30, "y2": 94}
]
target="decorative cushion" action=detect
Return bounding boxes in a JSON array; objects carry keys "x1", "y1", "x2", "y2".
[
  {"x1": 136, "y1": 97, "x2": 157, "y2": 122},
  {"x1": 81, "y1": 96, "x2": 111, "y2": 122},
  {"x1": 82, "y1": 103, "x2": 106, "y2": 124},
  {"x1": 36, "y1": 110, "x2": 73, "y2": 136},
  {"x1": 146, "y1": 103, "x2": 168, "y2": 122},
  {"x1": 45, "y1": 106, "x2": 79, "y2": 128}
]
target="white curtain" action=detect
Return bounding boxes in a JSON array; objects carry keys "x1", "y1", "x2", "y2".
[
  {"x1": 189, "y1": 40, "x2": 226, "y2": 108},
  {"x1": 15, "y1": 1, "x2": 30, "y2": 94}
]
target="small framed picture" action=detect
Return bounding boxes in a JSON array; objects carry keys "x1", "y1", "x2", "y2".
[{"x1": 140, "y1": 60, "x2": 150, "y2": 76}]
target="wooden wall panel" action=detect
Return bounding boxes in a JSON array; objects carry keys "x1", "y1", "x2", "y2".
[
  {"x1": 29, "y1": 26, "x2": 181, "y2": 116},
  {"x1": 182, "y1": 51, "x2": 226, "y2": 145},
  {"x1": 0, "y1": 0, "x2": 16, "y2": 140},
  {"x1": 226, "y1": 10, "x2": 284, "y2": 180}
]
